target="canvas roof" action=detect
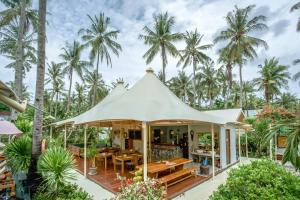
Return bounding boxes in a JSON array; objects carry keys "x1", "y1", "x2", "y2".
[
  {"x1": 0, "y1": 119, "x2": 22, "y2": 135},
  {"x1": 75, "y1": 69, "x2": 228, "y2": 126},
  {"x1": 53, "y1": 81, "x2": 127, "y2": 127},
  {"x1": 203, "y1": 109, "x2": 245, "y2": 123}
]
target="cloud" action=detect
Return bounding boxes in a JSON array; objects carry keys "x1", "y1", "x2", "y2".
[{"x1": 270, "y1": 19, "x2": 290, "y2": 36}]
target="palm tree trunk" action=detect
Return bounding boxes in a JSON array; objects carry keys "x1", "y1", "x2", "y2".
[
  {"x1": 192, "y1": 59, "x2": 197, "y2": 107},
  {"x1": 67, "y1": 69, "x2": 73, "y2": 113},
  {"x1": 28, "y1": 0, "x2": 46, "y2": 195},
  {"x1": 54, "y1": 92, "x2": 58, "y2": 118},
  {"x1": 92, "y1": 51, "x2": 100, "y2": 106},
  {"x1": 238, "y1": 64, "x2": 243, "y2": 108},
  {"x1": 161, "y1": 45, "x2": 166, "y2": 83},
  {"x1": 15, "y1": 0, "x2": 26, "y2": 99},
  {"x1": 49, "y1": 91, "x2": 55, "y2": 116}
]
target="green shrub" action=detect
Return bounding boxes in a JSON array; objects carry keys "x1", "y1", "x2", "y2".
[
  {"x1": 210, "y1": 160, "x2": 300, "y2": 200},
  {"x1": 33, "y1": 183, "x2": 93, "y2": 200}
]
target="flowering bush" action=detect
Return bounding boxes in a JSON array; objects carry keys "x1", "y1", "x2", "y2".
[{"x1": 112, "y1": 178, "x2": 166, "y2": 200}]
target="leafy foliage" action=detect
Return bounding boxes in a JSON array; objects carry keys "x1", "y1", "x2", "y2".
[
  {"x1": 210, "y1": 160, "x2": 300, "y2": 200},
  {"x1": 4, "y1": 135, "x2": 32, "y2": 173},
  {"x1": 37, "y1": 147, "x2": 76, "y2": 194}
]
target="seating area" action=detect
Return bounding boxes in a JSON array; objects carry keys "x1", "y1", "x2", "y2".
[{"x1": 0, "y1": 153, "x2": 15, "y2": 199}]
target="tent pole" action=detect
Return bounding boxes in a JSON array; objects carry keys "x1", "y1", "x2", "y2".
[
  {"x1": 142, "y1": 122, "x2": 148, "y2": 181},
  {"x1": 238, "y1": 128, "x2": 241, "y2": 162},
  {"x1": 64, "y1": 124, "x2": 67, "y2": 149},
  {"x1": 148, "y1": 125, "x2": 151, "y2": 163},
  {"x1": 269, "y1": 139, "x2": 273, "y2": 159},
  {"x1": 245, "y1": 132, "x2": 248, "y2": 158},
  {"x1": 211, "y1": 123, "x2": 215, "y2": 179},
  {"x1": 274, "y1": 134, "x2": 277, "y2": 161},
  {"x1": 84, "y1": 124, "x2": 88, "y2": 177}
]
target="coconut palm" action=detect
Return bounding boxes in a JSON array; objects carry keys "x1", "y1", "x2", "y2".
[
  {"x1": 111, "y1": 78, "x2": 129, "y2": 89},
  {"x1": 167, "y1": 70, "x2": 192, "y2": 103},
  {"x1": 254, "y1": 58, "x2": 290, "y2": 104},
  {"x1": 275, "y1": 92, "x2": 298, "y2": 110},
  {"x1": 45, "y1": 62, "x2": 64, "y2": 116},
  {"x1": 38, "y1": 147, "x2": 76, "y2": 195},
  {"x1": 214, "y1": 5, "x2": 268, "y2": 108},
  {"x1": 292, "y1": 59, "x2": 300, "y2": 86},
  {"x1": 84, "y1": 70, "x2": 108, "y2": 105},
  {"x1": 139, "y1": 12, "x2": 183, "y2": 83},
  {"x1": 74, "y1": 82, "x2": 86, "y2": 113},
  {"x1": 198, "y1": 61, "x2": 220, "y2": 108},
  {"x1": 243, "y1": 81, "x2": 255, "y2": 110},
  {"x1": 52, "y1": 81, "x2": 65, "y2": 118},
  {"x1": 177, "y1": 29, "x2": 212, "y2": 107},
  {"x1": 60, "y1": 41, "x2": 91, "y2": 113},
  {"x1": 78, "y1": 13, "x2": 122, "y2": 106},
  {"x1": 28, "y1": 0, "x2": 46, "y2": 194},
  {"x1": 291, "y1": 1, "x2": 300, "y2": 32},
  {"x1": 0, "y1": 0, "x2": 38, "y2": 99}
]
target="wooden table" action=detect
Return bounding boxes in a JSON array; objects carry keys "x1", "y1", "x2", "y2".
[
  {"x1": 96, "y1": 152, "x2": 112, "y2": 170},
  {"x1": 115, "y1": 154, "x2": 143, "y2": 174},
  {"x1": 137, "y1": 157, "x2": 192, "y2": 178},
  {"x1": 191, "y1": 151, "x2": 220, "y2": 163}
]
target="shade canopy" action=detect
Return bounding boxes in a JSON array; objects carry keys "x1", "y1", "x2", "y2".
[
  {"x1": 0, "y1": 120, "x2": 22, "y2": 135},
  {"x1": 53, "y1": 81, "x2": 127, "y2": 127},
  {"x1": 204, "y1": 109, "x2": 245, "y2": 123},
  {"x1": 75, "y1": 68, "x2": 228, "y2": 126}
]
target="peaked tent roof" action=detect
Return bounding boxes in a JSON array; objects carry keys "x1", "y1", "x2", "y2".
[
  {"x1": 54, "y1": 82, "x2": 127, "y2": 127},
  {"x1": 75, "y1": 69, "x2": 228, "y2": 125},
  {"x1": 0, "y1": 119, "x2": 22, "y2": 135},
  {"x1": 203, "y1": 109, "x2": 245, "y2": 123}
]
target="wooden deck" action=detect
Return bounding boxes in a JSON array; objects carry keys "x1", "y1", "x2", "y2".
[{"x1": 75, "y1": 157, "x2": 209, "y2": 199}]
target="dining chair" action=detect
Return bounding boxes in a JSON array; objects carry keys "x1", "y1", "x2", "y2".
[{"x1": 112, "y1": 155, "x2": 122, "y2": 171}]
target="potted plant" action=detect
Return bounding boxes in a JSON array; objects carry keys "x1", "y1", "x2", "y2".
[{"x1": 86, "y1": 146, "x2": 98, "y2": 175}]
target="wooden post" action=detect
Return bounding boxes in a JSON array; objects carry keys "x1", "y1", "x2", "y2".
[
  {"x1": 245, "y1": 132, "x2": 248, "y2": 158},
  {"x1": 64, "y1": 124, "x2": 67, "y2": 149},
  {"x1": 211, "y1": 123, "x2": 215, "y2": 179},
  {"x1": 238, "y1": 128, "x2": 241, "y2": 162},
  {"x1": 50, "y1": 125, "x2": 53, "y2": 140},
  {"x1": 148, "y1": 125, "x2": 151, "y2": 162},
  {"x1": 142, "y1": 122, "x2": 148, "y2": 181},
  {"x1": 269, "y1": 138, "x2": 273, "y2": 159},
  {"x1": 274, "y1": 134, "x2": 277, "y2": 161},
  {"x1": 84, "y1": 124, "x2": 88, "y2": 177}
]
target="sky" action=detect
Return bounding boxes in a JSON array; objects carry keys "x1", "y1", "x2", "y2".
[{"x1": 0, "y1": 0, "x2": 299, "y2": 100}]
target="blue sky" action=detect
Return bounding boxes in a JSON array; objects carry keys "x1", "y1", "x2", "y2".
[{"x1": 0, "y1": 0, "x2": 299, "y2": 99}]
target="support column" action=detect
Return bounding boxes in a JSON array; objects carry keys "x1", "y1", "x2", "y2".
[
  {"x1": 148, "y1": 125, "x2": 151, "y2": 163},
  {"x1": 275, "y1": 134, "x2": 277, "y2": 161},
  {"x1": 120, "y1": 128, "x2": 124, "y2": 150},
  {"x1": 64, "y1": 124, "x2": 67, "y2": 149},
  {"x1": 187, "y1": 125, "x2": 192, "y2": 159},
  {"x1": 238, "y1": 128, "x2": 241, "y2": 162},
  {"x1": 50, "y1": 125, "x2": 53, "y2": 140},
  {"x1": 245, "y1": 132, "x2": 248, "y2": 158},
  {"x1": 211, "y1": 124, "x2": 215, "y2": 179},
  {"x1": 142, "y1": 122, "x2": 148, "y2": 181},
  {"x1": 219, "y1": 126, "x2": 226, "y2": 168},
  {"x1": 84, "y1": 124, "x2": 88, "y2": 177},
  {"x1": 269, "y1": 138, "x2": 273, "y2": 159}
]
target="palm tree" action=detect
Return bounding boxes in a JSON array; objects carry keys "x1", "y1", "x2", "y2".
[
  {"x1": 290, "y1": 2, "x2": 300, "y2": 32},
  {"x1": 74, "y1": 82, "x2": 86, "y2": 113},
  {"x1": 275, "y1": 92, "x2": 298, "y2": 110},
  {"x1": 59, "y1": 41, "x2": 90, "y2": 113},
  {"x1": 214, "y1": 5, "x2": 268, "y2": 108},
  {"x1": 78, "y1": 13, "x2": 122, "y2": 106},
  {"x1": 139, "y1": 12, "x2": 183, "y2": 83},
  {"x1": 254, "y1": 58, "x2": 290, "y2": 104},
  {"x1": 177, "y1": 29, "x2": 212, "y2": 107},
  {"x1": 45, "y1": 62, "x2": 64, "y2": 116},
  {"x1": 52, "y1": 81, "x2": 65, "y2": 118},
  {"x1": 167, "y1": 70, "x2": 192, "y2": 103},
  {"x1": 198, "y1": 61, "x2": 220, "y2": 108},
  {"x1": 292, "y1": 59, "x2": 300, "y2": 86},
  {"x1": 28, "y1": 0, "x2": 46, "y2": 195},
  {"x1": 242, "y1": 81, "x2": 255, "y2": 111},
  {"x1": 217, "y1": 67, "x2": 230, "y2": 108},
  {"x1": 0, "y1": 0, "x2": 38, "y2": 99},
  {"x1": 84, "y1": 70, "x2": 108, "y2": 105},
  {"x1": 0, "y1": 21, "x2": 37, "y2": 75}
]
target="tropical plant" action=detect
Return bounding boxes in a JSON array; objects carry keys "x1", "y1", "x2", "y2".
[
  {"x1": 268, "y1": 116, "x2": 300, "y2": 170},
  {"x1": 291, "y1": 1, "x2": 300, "y2": 32},
  {"x1": 60, "y1": 40, "x2": 91, "y2": 113},
  {"x1": 198, "y1": 61, "x2": 220, "y2": 108},
  {"x1": 292, "y1": 59, "x2": 300, "y2": 86},
  {"x1": 112, "y1": 178, "x2": 166, "y2": 200},
  {"x1": 74, "y1": 82, "x2": 86, "y2": 113},
  {"x1": 242, "y1": 81, "x2": 255, "y2": 110},
  {"x1": 177, "y1": 29, "x2": 212, "y2": 106},
  {"x1": 28, "y1": 0, "x2": 46, "y2": 194},
  {"x1": 214, "y1": 5, "x2": 268, "y2": 108},
  {"x1": 139, "y1": 12, "x2": 183, "y2": 83},
  {"x1": 84, "y1": 70, "x2": 108, "y2": 105},
  {"x1": 86, "y1": 146, "x2": 98, "y2": 168},
  {"x1": 217, "y1": 66, "x2": 229, "y2": 108},
  {"x1": 167, "y1": 70, "x2": 192, "y2": 103},
  {"x1": 37, "y1": 147, "x2": 76, "y2": 194},
  {"x1": 4, "y1": 135, "x2": 32, "y2": 173},
  {"x1": 0, "y1": 20, "x2": 37, "y2": 76},
  {"x1": 210, "y1": 160, "x2": 300, "y2": 200},
  {"x1": 79, "y1": 13, "x2": 122, "y2": 106},
  {"x1": 45, "y1": 62, "x2": 65, "y2": 116},
  {"x1": 275, "y1": 92, "x2": 298, "y2": 110},
  {"x1": 0, "y1": 0, "x2": 38, "y2": 99},
  {"x1": 254, "y1": 58, "x2": 290, "y2": 104}
]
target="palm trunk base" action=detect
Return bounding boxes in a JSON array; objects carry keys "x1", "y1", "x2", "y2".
[{"x1": 26, "y1": 157, "x2": 43, "y2": 197}]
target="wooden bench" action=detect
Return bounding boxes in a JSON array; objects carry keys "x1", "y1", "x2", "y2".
[{"x1": 158, "y1": 166, "x2": 197, "y2": 189}]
